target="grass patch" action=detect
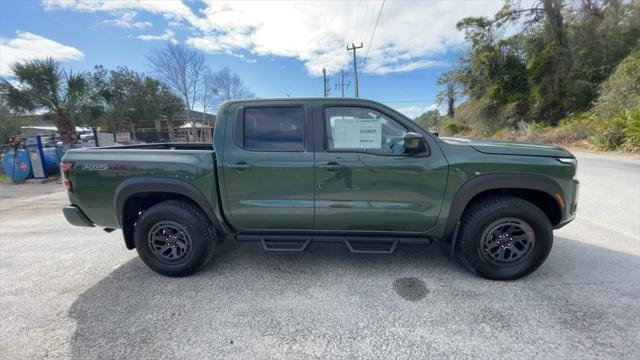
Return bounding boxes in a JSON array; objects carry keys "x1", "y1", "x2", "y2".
[
  {"x1": 0, "y1": 172, "x2": 11, "y2": 184},
  {"x1": 449, "y1": 110, "x2": 640, "y2": 153}
]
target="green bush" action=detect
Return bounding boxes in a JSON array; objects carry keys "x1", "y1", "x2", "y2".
[
  {"x1": 524, "y1": 118, "x2": 592, "y2": 145},
  {"x1": 0, "y1": 104, "x2": 29, "y2": 144},
  {"x1": 592, "y1": 52, "x2": 640, "y2": 118},
  {"x1": 619, "y1": 110, "x2": 640, "y2": 152},
  {"x1": 592, "y1": 110, "x2": 640, "y2": 151},
  {"x1": 439, "y1": 119, "x2": 469, "y2": 136}
]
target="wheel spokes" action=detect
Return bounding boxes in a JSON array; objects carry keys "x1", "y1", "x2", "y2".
[
  {"x1": 147, "y1": 221, "x2": 192, "y2": 263},
  {"x1": 480, "y1": 218, "x2": 535, "y2": 265}
]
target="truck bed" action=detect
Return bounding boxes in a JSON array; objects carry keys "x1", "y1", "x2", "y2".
[
  {"x1": 63, "y1": 143, "x2": 217, "y2": 229},
  {"x1": 97, "y1": 142, "x2": 214, "y2": 151}
]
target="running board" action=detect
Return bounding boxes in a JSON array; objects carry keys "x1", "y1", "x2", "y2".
[
  {"x1": 344, "y1": 239, "x2": 398, "y2": 254},
  {"x1": 236, "y1": 234, "x2": 432, "y2": 254},
  {"x1": 260, "y1": 237, "x2": 311, "y2": 252}
]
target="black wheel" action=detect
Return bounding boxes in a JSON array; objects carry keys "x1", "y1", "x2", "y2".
[
  {"x1": 457, "y1": 196, "x2": 553, "y2": 280},
  {"x1": 134, "y1": 200, "x2": 216, "y2": 277}
]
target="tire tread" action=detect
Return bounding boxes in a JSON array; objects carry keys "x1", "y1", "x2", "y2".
[
  {"x1": 135, "y1": 200, "x2": 216, "y2": 277},
  {"x1": 457, "y1": 195, "x2": 552, "y2": 280}
]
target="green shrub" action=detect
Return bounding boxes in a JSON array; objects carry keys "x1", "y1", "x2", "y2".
[
  {"x1": 492, "y1": 128, "x2": 507, "y2": 138},
  {"x1": 620, "y1": 110, "x2": 640, "y2": 152},
  {"x1": 592, "y1": 110, "x2": 640, "y2": 151},
  {"x1": 558, "y1": 112, "x2": 593, "y2": 127},
  {"x1": 524, "y1": 120, "x2": 591, "y2": 145},
  {"x1": 592, "y1": 52, "x2": 640, "y2": 118},
  {"x1": 488, "y1": 114, "x2": 594, "y2": 146},
  {"x1": 440, "y1": 119, "x2": 469, "y2": 136}
]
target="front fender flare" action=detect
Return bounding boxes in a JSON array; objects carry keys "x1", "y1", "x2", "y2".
[{"x1": 443, "y1": 173, "x2": 565, "y2": 242}]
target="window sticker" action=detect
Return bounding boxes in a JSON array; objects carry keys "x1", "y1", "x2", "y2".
[{"x1": 331, "y1": 116, "x2": 382, "y2": 149}]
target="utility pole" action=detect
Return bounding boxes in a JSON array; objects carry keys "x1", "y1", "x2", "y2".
[
  {"x1": 347, "y1": 42, "x2": 363, "y2": 97},
  {"x1": 334, "y1": 69, "x2": 351, "y2": 97},
  {"x1": 322, "y1": 67, "x2": 328, "y2": 97}
]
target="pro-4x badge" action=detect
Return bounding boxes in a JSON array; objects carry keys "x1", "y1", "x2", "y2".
[{"x1": 81, "y1": 164, "x2": 108, "y2": 171}]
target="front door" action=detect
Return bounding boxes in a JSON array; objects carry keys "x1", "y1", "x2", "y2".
[
  {"x1": 313, "y1": 105, "x2": 448, "y2": 233},
  {"x1": 221, "y1": 104, "x2": 315, "y2": 231}
]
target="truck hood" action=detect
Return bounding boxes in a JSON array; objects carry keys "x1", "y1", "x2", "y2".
[{"x1": 440, "y1": 137, "x2": 574, "y2": 158}]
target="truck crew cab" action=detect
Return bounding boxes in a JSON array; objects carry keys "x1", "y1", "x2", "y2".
[{"x1": 62, "y1": 98, "x2": 579, "y2": 280}]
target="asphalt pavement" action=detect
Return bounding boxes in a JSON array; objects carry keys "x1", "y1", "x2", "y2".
[{"x1": 0, "y1": 151, "x2": 638, "y2": 359}]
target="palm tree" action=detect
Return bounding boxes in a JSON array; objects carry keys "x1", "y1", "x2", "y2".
[{"x1": 0, "y1": 58, "x2": 88, "y2": 144}]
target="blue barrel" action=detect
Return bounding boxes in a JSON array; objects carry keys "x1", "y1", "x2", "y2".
[
  {"x1": 1, "y1": 149, "x2": 32, "y2": 182},
  {"x1": 43, "y1": 147, "x2": 62, "y2": 174}
]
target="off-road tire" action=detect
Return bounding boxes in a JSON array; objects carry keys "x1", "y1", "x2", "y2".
[
  {"x1": 457, "y1": 196, "x2": 553, "y2": 280},
  {"x1": 134, "y1": 200, "x2": 216, "y2": 277}
]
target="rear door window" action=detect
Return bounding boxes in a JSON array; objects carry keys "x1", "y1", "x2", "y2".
[{"x1": 243, "y1": 107, "x2": 304, "y2": 151}]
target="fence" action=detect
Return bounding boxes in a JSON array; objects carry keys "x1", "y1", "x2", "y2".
[{"x1": 97, "y1": 127, "x2": 213, "y2": 145}]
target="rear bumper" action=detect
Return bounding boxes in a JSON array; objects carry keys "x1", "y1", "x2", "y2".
[{"x1": 63, "y1": 205, "x2": 94, "y2": 227}]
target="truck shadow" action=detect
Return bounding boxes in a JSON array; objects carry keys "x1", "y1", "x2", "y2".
[{"x1": 67, "y1": 237, "x2": 640, "y2": 360}]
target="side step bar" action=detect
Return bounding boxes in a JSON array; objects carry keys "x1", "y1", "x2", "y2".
[
  {"x1": 343, "y1": 239, "x2": 398, "y2": 254},
  {"x1": 236, "y1": 235, "x2": 433, "y2": 254},
  {"x1": 259, "y1": 237, "x2": 311, "y2": 252}
]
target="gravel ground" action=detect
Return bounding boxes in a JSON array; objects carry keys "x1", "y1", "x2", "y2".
[{"x1": 0, "y1": 151, "x2": 638, "y2": 359}]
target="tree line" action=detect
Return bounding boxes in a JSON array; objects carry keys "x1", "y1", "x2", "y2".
[
  {"x1": 418, "y1": 0, "x2": 639, "y2": 151},
  {"x1": 0, "y1": 43, "x2": 254, "y2": 144}
]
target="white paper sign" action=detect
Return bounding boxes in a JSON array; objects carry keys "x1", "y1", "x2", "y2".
[
  {"x1": 115, "y1": 132, "x2": 130, "y2": 143},
  {"x1": 331, "y1": 117, "x2": 382, "y2": 149}
]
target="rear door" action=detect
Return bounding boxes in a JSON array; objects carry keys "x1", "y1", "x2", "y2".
[
  {"x1": 220, "y1": 102, "x2": 315, "y2": 231},
  {"x1": 313, "y1": 103, "x2": 448, "y2": 233}
]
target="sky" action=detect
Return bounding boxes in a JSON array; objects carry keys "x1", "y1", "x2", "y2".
[{"x1": 0, "y1": 0, "x2": 508, "y2": 119}]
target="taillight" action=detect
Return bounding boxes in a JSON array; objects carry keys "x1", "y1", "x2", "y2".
[{"x1": 61, "y1": 162, "x2": 74, "y2": 192}]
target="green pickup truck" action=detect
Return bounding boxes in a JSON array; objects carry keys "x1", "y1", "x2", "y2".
[{"x1": 61, "y1": 98, "x2": 579, "y2": 280}]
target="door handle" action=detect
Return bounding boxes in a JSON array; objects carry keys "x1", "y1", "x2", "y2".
[
  {"x1": 319, "y1": 161, "x2": 345, "y2": 172},
  {"x1": 228, "y1": 162, "x2": 252, "y2": 171}
]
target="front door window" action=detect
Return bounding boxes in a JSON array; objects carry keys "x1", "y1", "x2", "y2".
[{"x1": 325, "y1": 107, "x2": 407, "y2": 154}]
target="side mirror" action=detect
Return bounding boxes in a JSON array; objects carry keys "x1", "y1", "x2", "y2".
[{"x1": 404, "y1": 132, "x2": 426, "y2": 154}]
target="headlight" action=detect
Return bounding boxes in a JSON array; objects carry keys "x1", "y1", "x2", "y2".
[
  {"x1": 557, "y1": 157, "x2": 577, "y2": 166},
  {"x1": 557, "y1": 157, "x2": 578, "y2": 177}
]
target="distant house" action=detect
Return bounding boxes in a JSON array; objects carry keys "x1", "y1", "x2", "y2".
[
  {"x1": 174, "y1": 110, "x2": 216, "y2": 129},
  {"x1": 17, "y1": 113, "x2": 91, "y2": 138}
]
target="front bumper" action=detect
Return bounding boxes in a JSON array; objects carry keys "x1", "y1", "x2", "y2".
[
  {"x1": 554, "y1": 179, "x2": 579, "y2": 229},
  {"x1": 63, "y1": 205, "x2": 94, "y2": 227}
]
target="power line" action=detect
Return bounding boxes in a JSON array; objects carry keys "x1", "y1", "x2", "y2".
[
  {"x1": 360, "y1": 0, "x2": 386, "y2": 74},
  {"x1": 354, "y1": 0, "x2": 362, "y2": 43}
]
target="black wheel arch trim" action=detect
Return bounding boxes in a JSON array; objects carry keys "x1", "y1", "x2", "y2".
[
  {"x1": 114, "y1": 177, "x2": 222, "y2": 234},
  {"x1": 442, "y1": 173, "x2": 565, "y2": 242}
]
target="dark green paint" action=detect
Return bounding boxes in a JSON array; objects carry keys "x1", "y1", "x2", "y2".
[{"x1": 62, "y1": 98, "x2": 578, "y2": 240}]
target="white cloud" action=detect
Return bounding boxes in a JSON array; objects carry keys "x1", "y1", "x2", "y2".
[
  {"x1": 396, "y1": 103, "x2": 443, "y2": 119},
  {"x1": 43, "y1": 0, "x2": 208, "y2": 28},
  {"x1": 0, "y1": 31, "x2": 84, "y2": 76},
  {"x1": 102, "y1": 11, "x2": 152, "y2": 29},
  {"x1": 43, "y1": 0, "x2": 505, "y2": 76},
  {"x1": 137, "y1": 30, "x2": 178, "y2": 44}
]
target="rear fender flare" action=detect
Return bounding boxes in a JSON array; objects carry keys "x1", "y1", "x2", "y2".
[{"x1": 114, "y1": 177, "x2": 219, "y2": 229}]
